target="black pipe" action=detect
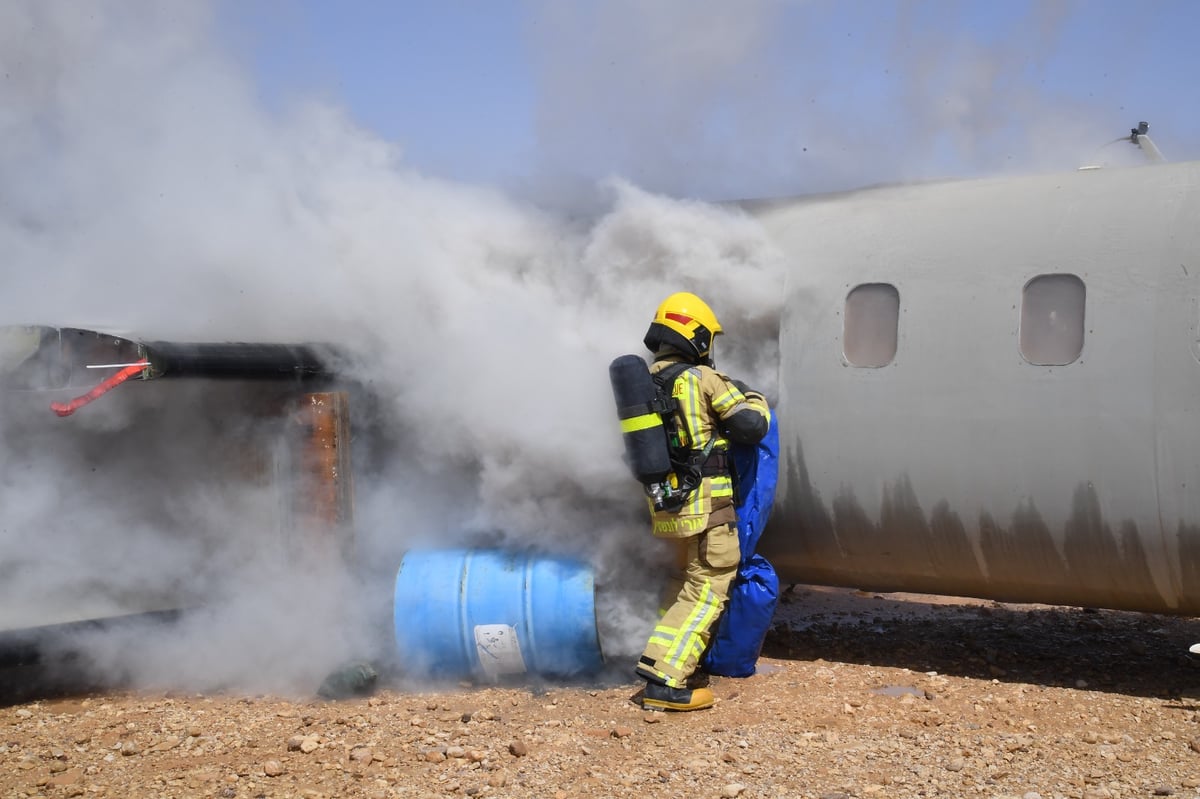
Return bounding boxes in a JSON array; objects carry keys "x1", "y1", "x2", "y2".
[{"x1": 141, "y1": 342, "x2": 341, "y2": 380}]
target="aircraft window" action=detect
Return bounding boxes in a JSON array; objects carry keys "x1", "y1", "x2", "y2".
[
  {"x1": 1020, "y1": 273, "x2": 1085, "y2": 365},
  {"x1": 843, "y1": 283, "x2": 899, "y2": 367}
]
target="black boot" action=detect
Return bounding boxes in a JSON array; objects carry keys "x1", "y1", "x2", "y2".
[{"x1": 642, "y1": 680, "x2": 714, "y2": 712}]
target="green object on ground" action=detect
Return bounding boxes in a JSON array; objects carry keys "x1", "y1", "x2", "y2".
[{"x1": 317, "y1": 661, "x2": 378, "y2": 699}]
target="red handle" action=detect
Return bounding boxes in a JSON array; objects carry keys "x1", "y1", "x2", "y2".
[{"x1": 50, "y1": 362, "x2": 149, "y2": 417}]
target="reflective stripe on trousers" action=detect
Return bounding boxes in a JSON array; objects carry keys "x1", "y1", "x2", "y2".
[{"x1": 638, "y1": 522, "x2": 740, "y2": 688}]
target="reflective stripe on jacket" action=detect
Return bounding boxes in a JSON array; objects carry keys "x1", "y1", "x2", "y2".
[{"x1": 647, "y1": 357, "x2": 771, "y2": 537}]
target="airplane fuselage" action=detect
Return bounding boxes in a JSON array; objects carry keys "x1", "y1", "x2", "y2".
[{"x1": 753, "y1": 161, "x2": 1200, "y2": 615}]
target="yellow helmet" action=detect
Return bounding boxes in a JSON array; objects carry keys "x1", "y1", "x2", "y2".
[{"x1": 643, "y1": 291, "x2": 723, "y2": 363}]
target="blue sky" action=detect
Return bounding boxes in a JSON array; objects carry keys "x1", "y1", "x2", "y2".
[
  {"x1": 224, "y1": 1, "x2": 536, "y2": 186},
  {"x1": 217, "y1": 0, "x2": 1200, "y2": 201}
]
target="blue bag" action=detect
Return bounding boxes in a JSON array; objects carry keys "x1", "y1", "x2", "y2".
[{"x1": 700, "y1": 410, "x2": 780, "y2": 677}]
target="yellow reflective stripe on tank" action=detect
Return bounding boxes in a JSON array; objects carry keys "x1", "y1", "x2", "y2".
[
  {"x1": 619, "y1": 413, "x2": 661, "y2": 433},
  {"x1": 664, "y1": 580, "x2": 719, "y2": 670}
]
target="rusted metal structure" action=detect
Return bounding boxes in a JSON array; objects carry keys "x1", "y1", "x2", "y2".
[
  {"x1": 288, "y1": 391, "x2": 355, "y2": 566},
  {"x1": 0, "y1": 330, "x2": 356, "y2": 633}
]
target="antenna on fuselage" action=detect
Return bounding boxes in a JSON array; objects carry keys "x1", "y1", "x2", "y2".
[
  {"x1": 1078, "y1": 121, "x2": 1166, "y2": 170},
  {"x1": 1128, "y1": 121, "x2": 1166, "y2": 163}
]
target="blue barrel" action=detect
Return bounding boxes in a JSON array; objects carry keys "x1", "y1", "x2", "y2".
[{"x1": 392, "y1": 549, "x2": 605, "y2": 680}]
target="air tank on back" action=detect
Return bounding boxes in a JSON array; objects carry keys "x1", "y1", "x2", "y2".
[{"x1": 608, "y1": 354, "x2": 672, "y2": 486}]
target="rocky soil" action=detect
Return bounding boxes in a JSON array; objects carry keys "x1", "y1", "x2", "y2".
[{"x1": 2, "y1": 586, "x2": 1199, "y2": 799}]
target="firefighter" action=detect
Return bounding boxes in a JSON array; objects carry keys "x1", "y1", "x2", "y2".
[{"x1": 635, "y1": 291, "x2": 770, "y2": 711}]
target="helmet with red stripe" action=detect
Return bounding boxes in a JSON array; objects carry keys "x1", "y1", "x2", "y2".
[{"x1": 643, "y1": 292, "x2": 723, "y2": 364}]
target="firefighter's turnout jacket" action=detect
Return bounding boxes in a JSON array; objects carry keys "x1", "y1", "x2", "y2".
[
  {"x1": 637, "y1": 355, "x2": 771, "y2": 690},
  {"x1": 646, "y1": 356, "x2": 771, "y2": 538}
]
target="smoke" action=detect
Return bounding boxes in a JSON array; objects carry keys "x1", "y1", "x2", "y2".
[
  {"x1": 0, "y1": 1, "x2": 785, "y2": 694},
  {"x1": 3, "y1": 0, "x2": 1180, "y2": 695},
  {"x1": 522, "y1": 0, "x2": 1189, "y2": 200}
]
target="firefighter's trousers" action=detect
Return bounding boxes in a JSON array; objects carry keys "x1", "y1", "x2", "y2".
[{"x1": 637, "y1": 522, "x2": 740, "y2": 689}]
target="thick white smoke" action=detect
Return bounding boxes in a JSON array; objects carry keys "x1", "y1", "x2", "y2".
[
  {"x1": 0, "y1": 1, "x2": 785, "y2": 694},
  {"x1": 2, "y1": 0, "x2": 1182, "y2": 695}
]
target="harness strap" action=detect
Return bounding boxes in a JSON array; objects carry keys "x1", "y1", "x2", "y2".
[
  {"x1": 700, "y1": 450, "x2": 729, "y2": 476},
  {"x1": 653, "y1": 361, "x2": 730, "y2": 477}
]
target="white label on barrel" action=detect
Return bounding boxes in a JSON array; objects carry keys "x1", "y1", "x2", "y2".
[{"x1": 474, "y1": 624, "x2": 527, "y2": 678}]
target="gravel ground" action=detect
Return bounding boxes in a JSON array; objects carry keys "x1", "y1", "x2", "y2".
[{"x1": 2, "y1": 586, "x2": 1198, "y2": 799}]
